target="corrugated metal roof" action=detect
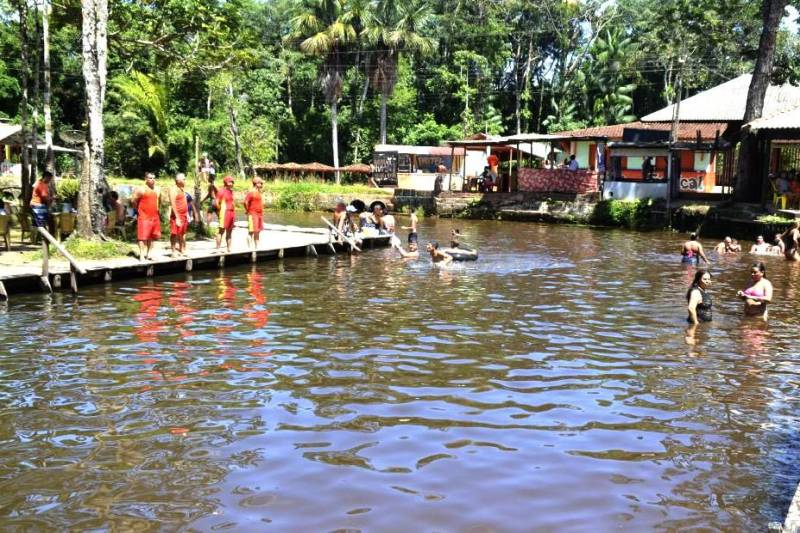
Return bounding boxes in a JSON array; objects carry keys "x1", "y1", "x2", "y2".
[
  {"x1": 551, "y1": 121, "x2": 728, "y2": 141},
  {"x1": 641, "y1": 74, "x2": 800, "y2": 122},
  {"x1": 747, "y1": 107, "x2": 800, "y2": 130},
  {"x1": 0, "y1": 122, "x2": 22, "y2": 142},
  {"x1": 375, "y1": 144, "x2": 465, "y2": 156}
]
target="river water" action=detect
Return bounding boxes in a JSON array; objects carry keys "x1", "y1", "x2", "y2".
[{"x1": 1, "y1": 214, "x2": 799, "y2": 531}]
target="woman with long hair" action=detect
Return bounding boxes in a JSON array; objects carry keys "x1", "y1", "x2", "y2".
[
  {"x1": 737, "y1": 262, "x2": 773, "y2": 320},
  {"x1": 686, "y1": 269, "x2": 713, "y2": 324}
]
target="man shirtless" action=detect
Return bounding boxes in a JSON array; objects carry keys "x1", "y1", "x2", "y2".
[
  {"x1": 781, "y1": 221, "x2": 800, "y2": 261},
  {"x1": 681, "y1": 233, "x2": 709, "y2": 265},
  {"x1": 715, "y1": 236, "x2": 741, "y2": 255},
  {"x1": 426, "y1": 241, "x2": 452, "y2": 265},
  {"x1": 393, "y1": 240, "x2": 419, "y2": 259}
]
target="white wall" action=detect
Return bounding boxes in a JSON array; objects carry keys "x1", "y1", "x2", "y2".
[
  {"x1": 603, "y1": 180, "x2": 668, "y2": 201},
  {"x1": 575, "y1": 141, "x2": 590, "y2": 169},
  {"x1": 465, "y1": 149, "x2": 486, "y2": 178}
]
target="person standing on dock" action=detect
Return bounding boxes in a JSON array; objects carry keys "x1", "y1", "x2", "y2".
[
  {"x1": 168, "y1": 173, "x2": 189, "y2": 257},
  {"x1": 29, "y1": 171, "x2": 54, "y2": 230},
  {"x1": 132, "y1": 173, "x2": 161, "y2": 261},
  {"x1": 216, "y1": 175, "x2": 236, "y2": 253},
  {"x1": 244, "y1": 177, "x2": 264, "y2": 251}
]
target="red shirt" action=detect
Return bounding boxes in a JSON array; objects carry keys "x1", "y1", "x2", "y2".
[
  {"x1": 216, "y1": 188, "x2": 234, "y2": 210},
  {"x1": 30, "y1": 180, "x2": 50, "y2": 206},
  {"x1": 244, "y1": 190, "x2": 263, "y2": 215},
  {"x1": 172, "y1": 187, "x2": 188, "y2": 217},
  {"x1": 138, "y1": 188, "x2": 159, "y2": 219}
]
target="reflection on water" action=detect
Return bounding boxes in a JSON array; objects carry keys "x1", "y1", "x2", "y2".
[{"x1": 1, "y1": 216, "x2": 800, "y2": 530}]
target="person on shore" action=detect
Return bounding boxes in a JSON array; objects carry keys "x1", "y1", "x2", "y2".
[
  {"x1": 105, "y1": 190, "x2": 126, "y2": 227},
  {"x1": 401, "y1": 211, "x2": 418, "y2": 244},
  {"x1": 771, "y1": 233, "x2": 786, "y2": 256},
  {"x1": 427, "y1": 241, "x2": 453, "y2": 265},
  {"x1": 567, "y1": 154, "x2": 579, "y2": 171},
  {"x1": 737, "y1": 262, "x2": 773, "y2": 320},
  {"x1": 780, "y1": 221, "x2": 800, "y2": 261},
  {"x1": 202, "y1": 174, "x2": 220, "y2": 225},
  {"x1": 168, "y1": 173, "x2": 189, "y2": 257},
  {"x1": 132, "y1": 172, "x2": 161, "y2": 261},
  {"x1": 216, "y1": 175, "x2": 235, "y2": 253},
  {"x1": 749, "y1": 235, "x2": 771, "y2": 255},
  {"x1": 681, "y1": 233, "x2": 709, "y2": 265},
  {"x1": 244, "y1": 177, "x2": 264, "y2": 251},
  {"x1": 29, "y1": 171, "x2": 54, "y2": 229},
  {"x1": 686, "y1": 269, "x2": 713, "y2": 324},
  {"x1": 715, "y1": 236, "x2": 741, "y2": 255},
  {"x1": 185, "y1": 190, "x2": 200, "y2": 226}
]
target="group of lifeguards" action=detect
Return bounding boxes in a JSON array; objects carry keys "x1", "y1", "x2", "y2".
[{"x1": 131, "y1": 173, "x2": 265, "y2": 262}]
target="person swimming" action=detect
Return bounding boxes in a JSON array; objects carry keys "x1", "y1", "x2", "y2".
[
  {"x1": 681, "y1": 233, "x2": 709, "y2": 265},
  {"x1": 393, "y1": 240, "x2": 419, "y2": 259},
  {"x1": 749, "y1": 235, "x2": 771, "y2": 254},
  {"x1": 715, "y1": 237, "x2": 740, "y2": 255},
  {"x1": 427, "y1": 241, "x2": 453, "y2": 265},
  {"x1": 737, "y1": 262, "x2": 773, "y2": 320},
  {"x1": 781, "y1": 221, "x2": 800, "y2": 261}
]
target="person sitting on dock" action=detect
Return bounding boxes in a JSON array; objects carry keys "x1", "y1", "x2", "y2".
[
  {"x1": 681, "y1": 233, "x2": 709, "y2": 265},
  {"x1": 168, "y1": 173, "x2": 190, "y2": 257},
  {"x1": 216, "y1": 176, "x2": 236, "y2": 253},
  {"x1": 749, "y1": 235, "x2": 771, "y2": 255},
  {"x1": 714, "y1": 236, "x2": 740, "y2": 255},
  {"x1": 29, "y1": 171, "x2": 54, "y2": 229},
  {"x1": 244, "y1": 177, "x2": 265, "y2": 251},
  {"x1": 132, "y1": 172, "x2": 161, "y2": 261}
]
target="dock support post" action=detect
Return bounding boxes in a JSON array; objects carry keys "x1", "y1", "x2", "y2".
[
  {"x1": 186, "y1": 259, "x2": 193, "y2": 272},
  {"x1": 104, "y1": 270, "x2": 112, "y2": 282},
  {"x1": 53, "y1": 275, "x2": 61, "y2": 288},
  {"x1": 306, "y1": 244, "x2": 318, "y2": 257},
  {"x1": 0, "y1": 281, "x2": 7, "y2": 301},
  {"x1": 328, "y1": 243, "x2": 336, "y2": 254},
  {"x1": 69, "y1": 266, "x2": 78, "y2": 294},
  {"x1": 146, "y1": 265, "x2": 154, "y2": 277},
  {"x1": 219, "y1": 255, "x2": 225, "y2": 268},
  {"x1": 251, "y1": 251, "x2": 257, "y2": 263},
  {"x1": 278, "y1": 248, "x2": 284, "y2": 259},
  {"x1": 40, "y1": 239, "x2": 52, "y2": 293}
]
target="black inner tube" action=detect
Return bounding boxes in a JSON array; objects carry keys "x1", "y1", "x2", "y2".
[{"x1": 443, "y1": 248, "x2": 478, "y2": 261}]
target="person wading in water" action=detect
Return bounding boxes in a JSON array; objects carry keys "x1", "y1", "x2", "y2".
[
  {"x1": 681, "y1": 233, "x2": 709, "y2": 265},
  {"x1": 737, "y1": 262, "x2": 773, "y2": 321},
  {"x1": 780, "y1": 221, "x2": 800, "y2": 261},
  {"x1": 427, "y1": 241, "x2": 453, "y2": 266}
]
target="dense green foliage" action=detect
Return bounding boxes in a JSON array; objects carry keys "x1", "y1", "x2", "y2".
[
  {"x1": 590, "y1": 199, "x2": 654, "y2": 228},
  {"x1": 2, "y1": 0, "x2": 798, "y2": 180}
]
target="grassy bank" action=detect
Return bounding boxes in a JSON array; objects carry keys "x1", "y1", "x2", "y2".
[{"x1": 20, "y1": 236, "x2": 134, "y2": 263}]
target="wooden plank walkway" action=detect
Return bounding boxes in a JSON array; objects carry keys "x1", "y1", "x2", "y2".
[{"x1": 0, "y1": 223, "x2": 389, "y2": 298}]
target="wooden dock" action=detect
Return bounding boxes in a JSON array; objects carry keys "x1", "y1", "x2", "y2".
[{"x1": 0, "y1": 223, "x2": 389, "y2": 299}]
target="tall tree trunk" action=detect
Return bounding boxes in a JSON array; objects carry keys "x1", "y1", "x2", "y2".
[
  {"x1": 42, "y1": 0, "x2": 55, "y2": 173},
  {"x1": 379, "y1": 91, "x2": 388, "y2": 145},
  {"x1": 226, "y1": 81, "x2": 245, "y2": 179},
  {"x1": 31, "y1": 6, "x2": 40, "y2": 188},
  {"x1": 78, "y1": 0, "x2": 109, "y2": 237},
  {"x1": 331, "y1": 98, "x2": 340, "y2": 184},
  {"x1": 15, "y1": 0, "x2": 31, "y2": 205},
  {"x1": 736, "y1": 0, "x2": 788, "y2": 202}
]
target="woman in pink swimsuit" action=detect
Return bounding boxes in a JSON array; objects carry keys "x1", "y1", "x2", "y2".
[{"x1": 737, "y1": 262, "x2": 773, "y2": 320}]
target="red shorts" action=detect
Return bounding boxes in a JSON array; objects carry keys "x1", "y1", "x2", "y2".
[
  {"x1": 221, "y1": 209, "x2": 235, "y2": 231},
  {"x1": 170, "y1": 215, "x2": 188, "y2": 236},
  {"x1": 137, "y1": 216, "x2": 161, "y2": 241},
  {"x1": 248, "y1": 214, "x2": 263, "y2": 233}
]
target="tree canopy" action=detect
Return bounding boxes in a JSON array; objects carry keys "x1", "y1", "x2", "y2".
[{"x1": 1, "y1": 0, "x2": 797, "y2": 179}]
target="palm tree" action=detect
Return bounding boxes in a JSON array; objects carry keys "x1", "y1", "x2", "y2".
[
  {"x1": 363, "y1": 0, "x2": 435, "y2": 145},
  {"x1": 291, "y1": 0, "x2": 356, "y2": 183},
  {"x1": 112, "y1": 71, "x2": 169, "y2": 161}
]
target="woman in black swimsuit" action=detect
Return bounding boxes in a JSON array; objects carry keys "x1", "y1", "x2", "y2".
[{"x1": 686, "y1": 269, "x2": 712, "y2": 324}]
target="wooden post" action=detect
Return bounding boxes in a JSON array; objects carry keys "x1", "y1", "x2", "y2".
[
  {"x1": 306, "y1": 244, "x2": 318, "y2": 257},
  {"x1": 328, "y1": 243, "x2": 336, "y2": 254},
  {"x1": 251, "y1": 251, "x2": 257, "y2": 263},
  {"x1": 146, "y1": 265, "x2": 154, "y2": 277},
  {"x1": 278, "y1": 248, "x2": 284, "y2": 259},
  {"x1": 104, "y1": 270, "x2": 112, "y2": 281},
  {"x1": 69, "y1": 265, "x2": 78, "y2": 294},
  {"x1": 218, "y1": 255, "x2": 225, "y2": 268},
  {"x1": 186, "y1": 259, "x2": 193, "y2": 272},
  {"x1": 40, "y1": 238, "x2": 52, "y2": 293},
  {"x1": 0, "y1": 280, "x2": 7, "y2": 301}
]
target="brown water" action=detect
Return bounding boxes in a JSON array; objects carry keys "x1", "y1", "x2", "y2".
[{"x1": 1, "y1": 215, "x2": 800, "y2": 531}]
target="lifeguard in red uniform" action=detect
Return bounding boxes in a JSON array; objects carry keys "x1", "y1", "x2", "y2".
[
  {"x1": 244, "y1": 177, "x2": 264, "y2": 251},
  {"x1": 168, "y1": 173, "x2": 189, "y2": 257},
  {"x1": 216, "y1": 175, "x2": 236, "y2": 252},
  {"x1": 133, "y1": 172, "x2": 161, "y2": 261}
]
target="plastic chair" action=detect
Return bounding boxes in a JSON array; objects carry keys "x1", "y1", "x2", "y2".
[
  {"x1": 104, "y1": 210, "x2": 127, "y2": 240},
  {"x1": 771, "y1": 180, "x2": 790, "y2": 210},
  {"x1": 17, "y1": 210, "x2": 35, "y2": 243},
  {"x1": 56, "y1": 212, "x2": 76, "y2": 241},
  {"x1": 0, "y1": 214, "x2": 10, "y2": 251}
]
